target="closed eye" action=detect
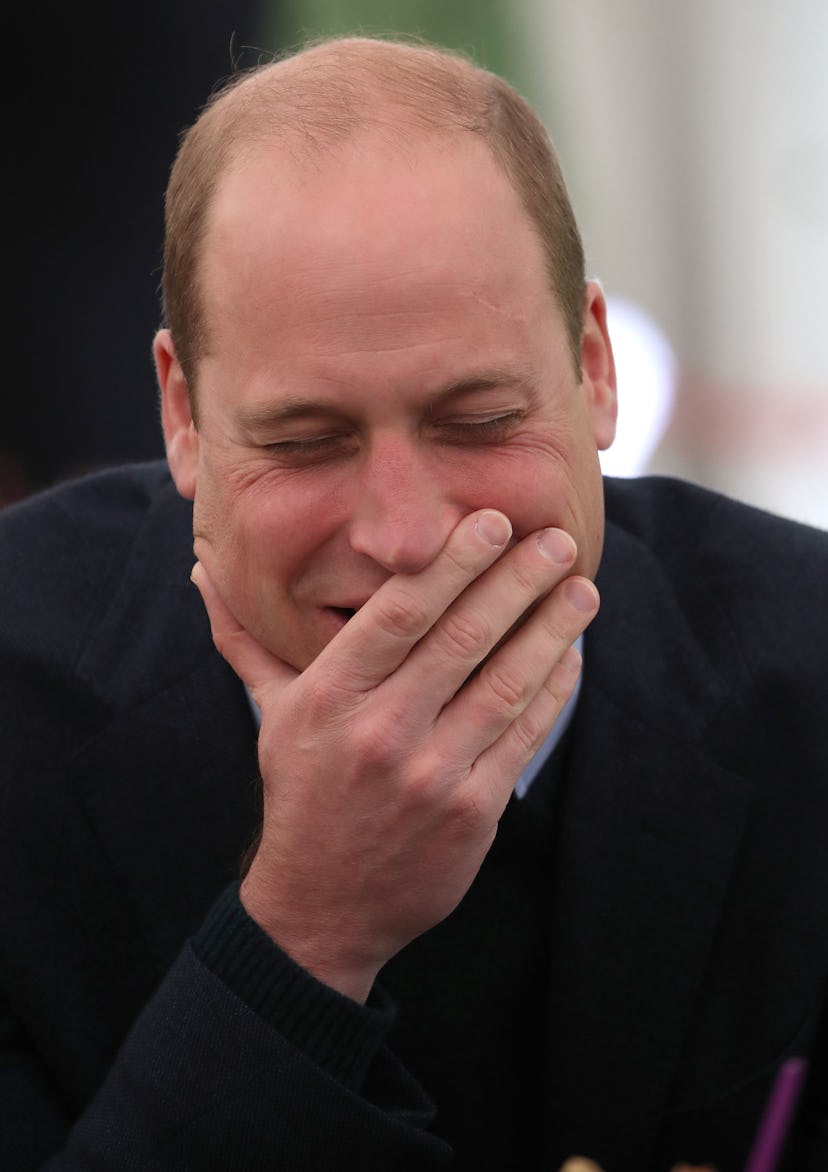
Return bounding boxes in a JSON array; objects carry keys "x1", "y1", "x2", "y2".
[
  {"x1": 264, "y1": 433, "x2": 358, "y2": 465},
  {"x1": 432, "y1": 411, "x2": 525, "y2": 443}
]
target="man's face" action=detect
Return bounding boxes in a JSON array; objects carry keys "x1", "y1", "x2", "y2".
[{"x1": 158, "y1": 133, "x2": 616, "y2": 671}]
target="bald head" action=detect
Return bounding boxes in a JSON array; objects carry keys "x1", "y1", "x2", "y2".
[{"x1": 161, "y1": 36, "x2": 585, "y2": 409}]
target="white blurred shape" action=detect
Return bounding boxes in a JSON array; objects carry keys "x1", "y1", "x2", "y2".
[{"x1": 599, "y1": 296, "x2": 677, "y2": 477}]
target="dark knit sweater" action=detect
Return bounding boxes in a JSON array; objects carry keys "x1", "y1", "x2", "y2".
[{"x1": 193, "y1": 739, "x2": 568, "y2": 1170}]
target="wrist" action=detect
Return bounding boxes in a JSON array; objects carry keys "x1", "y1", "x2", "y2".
[
  {"x1": 194, "y1": 883, "x2": 395, "y2": 1088},
  {"x1": 239, "y1": 871, "x2": 380, "y2": 1004}
]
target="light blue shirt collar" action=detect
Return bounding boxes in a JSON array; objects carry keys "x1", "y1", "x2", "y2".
[{"x1": 513, "y1": 633, "x2": 583, "y2": 798}]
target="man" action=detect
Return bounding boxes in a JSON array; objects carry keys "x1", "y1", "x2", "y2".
[{"x1": 0, "y1": 35, "x2": 826, "y2": 1172}]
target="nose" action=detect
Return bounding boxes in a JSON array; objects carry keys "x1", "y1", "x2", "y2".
[{"x1": 347, "y1": 435, "x2": 463, "y2": 574}]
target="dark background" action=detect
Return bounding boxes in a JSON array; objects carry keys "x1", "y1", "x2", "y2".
[{"x1": 4, "y1": 2, "x2": 277, "y2": 506}]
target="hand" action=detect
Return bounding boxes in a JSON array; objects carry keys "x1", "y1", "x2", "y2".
[{"x1": 192, "y1": 510, "x2": 599, "y2": 1002}]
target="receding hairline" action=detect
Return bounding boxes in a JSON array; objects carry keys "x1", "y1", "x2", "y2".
[
  {"x1": 189, "y1": 36, "x2": 517, "y2": 178},
  {"x1": 162, "y1": 34, "x2": 586, "y2": 404}
]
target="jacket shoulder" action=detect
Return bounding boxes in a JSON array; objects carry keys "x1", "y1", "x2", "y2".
[
  {"x1": 604, "y1": 474, "x2": 828, "y2": 564},
  {"x1": 0, "y1": 460, "x2": 186, "y2": 677},
  {"x1": 602, "y1": 473, "x2": 828, "y2": 684}
]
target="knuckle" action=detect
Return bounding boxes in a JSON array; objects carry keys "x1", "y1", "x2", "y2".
[
  {"x1": 544, "y1": 660, "x2": 577, "y2": 703},
  {"x1": 404, "y1": 766, "x2": 440, "y2": 811},
  {"x1": 300, "y1": 674, "x2": 346, "y2": 723},
  {"x1": 480, "y1": 661, "x2": 528, "y2": 716},
  {"x1": 511, "y1": 712, "x2": 545, "y2": 757},
  {"x1": 440, "y1": 537, "x2": 481, "y2": 580},
  {"x1": 538, "y1": 597, "x2": 582, "y2": 645},
  {"x1": 437, "y1": 608, "x2": 491, "y2": 658},
  {"x1": 508, "y1": 558, "x2": 546, "y2": 598},
  {"x1": 444, "y1": 784, "x2": 487, "y2": 837},
  {"x1": 351, "y1": 711, "x2": 400, "y2": 767},
  {"x1": 373, "y1": 588, "x2": 431, "y2": 640}
]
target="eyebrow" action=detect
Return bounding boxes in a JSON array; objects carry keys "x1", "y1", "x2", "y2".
[
  {"x1": 237, "y1": 370, "x2": 535, "y2": 432},
  {"x1": 431, "y1": 371, "x2": 531, "y2": 400},
  {"x1": 237, "y1": 399, "x2": 349, "y2": 431}
]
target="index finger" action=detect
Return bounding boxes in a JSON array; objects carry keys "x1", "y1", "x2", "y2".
[{"x1": 318, "y1": 509, "x2": 513, "y2": 691}]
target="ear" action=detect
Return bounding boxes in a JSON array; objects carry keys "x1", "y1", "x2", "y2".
[
  {"x1": 580, "y1": 280, "x2": 618, "y2": 451},
  {"x1": 154, "y1": 329, "x2": 198, "y2": 500}
]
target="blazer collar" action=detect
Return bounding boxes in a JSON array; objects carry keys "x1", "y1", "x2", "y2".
[
  {"x1": 542, "y1": 511, "x2": 755, "y2": 1170},
  {"x1": 76, "y1": 475, "x2": 212, "y2": 715},
  {"x1": 70, "y1": 475, "x2": 259, "y2": 973}
]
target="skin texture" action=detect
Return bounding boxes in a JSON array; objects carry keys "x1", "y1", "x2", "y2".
[{"x1": 157, "y1": 128, "x2": 616, "y2": 1001}]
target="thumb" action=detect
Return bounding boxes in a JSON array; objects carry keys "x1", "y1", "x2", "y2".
[{"x1": 190, "y1": 561, "x2": 296, "y2": 698}]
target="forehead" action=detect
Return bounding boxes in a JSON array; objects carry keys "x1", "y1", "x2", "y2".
[
  {"x1": 205, "y1": 131, "x2": 549, "y2": 299},
  {"x1": 195, "y1": 131, "x2": 567, "y2": 404}
]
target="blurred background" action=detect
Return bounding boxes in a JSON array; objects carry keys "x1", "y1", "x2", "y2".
[{"x1": 6, "y1": 0, "x2": 826, "y2": 527}]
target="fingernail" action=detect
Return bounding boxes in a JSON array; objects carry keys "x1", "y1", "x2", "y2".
[
  {"x1": 475, "y1": 510, "x2": 512, "y2": 548},
  {"x1": 537, "y1": 528, "x2": 576, "y2": 564},
  {"x1": 564, "y1": 578, "x2": 598, "y2": 613}
]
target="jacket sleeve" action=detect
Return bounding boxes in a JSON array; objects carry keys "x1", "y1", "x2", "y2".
[{"x1": 11, "y1": 887, "x2": 451, "y2": 1170}]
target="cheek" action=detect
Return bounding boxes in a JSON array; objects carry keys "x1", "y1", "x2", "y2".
[
  {"x1": 475, "y1": 454, "x2": 565, "y2": 536},
  {"x1": 480, "y1": 446, "x2": 604, "y2": 576},
  {"x1": 217, "y1": 481, "x2": 345, "y2": 603}
]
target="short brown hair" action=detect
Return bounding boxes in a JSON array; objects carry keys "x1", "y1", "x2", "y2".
[{"x1": 161, "y1": 36, "x2": 585, "y2": 409}]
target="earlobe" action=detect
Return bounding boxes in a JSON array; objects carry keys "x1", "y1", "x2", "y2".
[
  {"x1": 580, "y1": 280, "x2": 618, "y2": 451},
  {"x1": 154, "y1": 329, "x2": 199, "y2": 501}
]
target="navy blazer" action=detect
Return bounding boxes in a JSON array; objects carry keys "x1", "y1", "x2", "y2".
[{"x1": 0, "y1": 462, "x2": 826, "y2": 1170}]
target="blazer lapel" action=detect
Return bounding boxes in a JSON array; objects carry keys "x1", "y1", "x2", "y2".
[
  {"x1": 542, "y1": 512, "x2": 755, "y2": 1171},
  {"x1": 70, "y1": 479, "x2": 259, "y2": 976}
]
